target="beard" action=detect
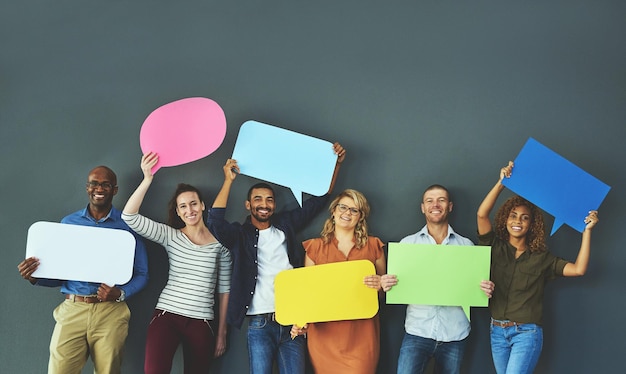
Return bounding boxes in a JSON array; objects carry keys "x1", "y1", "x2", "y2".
[{"x1": 251, "y1": 207, "x2": 273, "y2": 222}]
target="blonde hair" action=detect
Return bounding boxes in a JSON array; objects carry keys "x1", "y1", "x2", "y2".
[{"x1": 320, "y1": 189, "x2": 370, "y2": 248}]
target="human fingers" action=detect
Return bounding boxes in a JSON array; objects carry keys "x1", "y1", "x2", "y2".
[
  {"x1": 584, "y1": 210, "x2": 599, "y2": 229},
  {"x1": 480, "y1": 280, "x2": 495, "y2": 298},
  {"x1": 380, "y1": 274, "x2": 398, "y2": 292},
  {"x1": 290, "y1": 325, "x2": 300, "y2": 338},
  {"x1": 499, "y1": 161, "x2": 514, "y2": 181},
  {"x1": 223, "y1": 159, "x2": 239, "y2": 178},
  {"x1": 141, "y1": 152, "x2": 158, "y2": 177},
  {"x1": 97, "y1": 284, "x2": 114, "y2": 301},
  {"x1": 363, "y1": 274, "x2": 382, "y2": 290},
  {"x1": 333, "y1": 142, "x2": 346, "y2": 163},
  {"x1": 214, "y1": 340, "x2": 226, "y2": 357},
  {"x1": 17, "y1": 257, "x2": 35, "y2": 271},
  {"x1": 290, "y1": 324, "x2": 306, "y2": 339},
  {"x1": 17, "y1": 257, "x2": 39, "y2": 279}
]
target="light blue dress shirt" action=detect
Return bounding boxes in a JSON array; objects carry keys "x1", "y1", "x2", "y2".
[{"x1": 401, "y1": 224, "x2": 474, "y2": 342}]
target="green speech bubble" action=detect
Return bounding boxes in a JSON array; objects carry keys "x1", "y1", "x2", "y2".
[{"x1": 386, "y1": 243, "x2": 491, "y2": 320}]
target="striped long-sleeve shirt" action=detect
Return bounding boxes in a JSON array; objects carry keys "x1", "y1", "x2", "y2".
[{"x1": 122, "y1": 212, "x2": 231, "y2": 320}]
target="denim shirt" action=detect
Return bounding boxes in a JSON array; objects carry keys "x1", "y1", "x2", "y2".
[
  {"x1": 35, "y1": 205, "x2": 149, "y2": 299},
  {"x1": 207, "y1": 194, "x2": 329, "y2": 328}
]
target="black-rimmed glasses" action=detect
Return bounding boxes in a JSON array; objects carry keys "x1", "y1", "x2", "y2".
[
  {"x1": 336, "y1": 203, "x2": 360, "y2": 215},
  {"x1": 86, "y1": 181, "x2": 115, "y2": 190}
]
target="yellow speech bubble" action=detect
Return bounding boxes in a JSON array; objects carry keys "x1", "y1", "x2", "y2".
[{"x1": 275, "y1": 260, "x2": 379, "y2": 327}]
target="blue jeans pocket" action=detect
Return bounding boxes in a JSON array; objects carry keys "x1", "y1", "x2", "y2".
[
  {"x1": 515, "y1": 324, "x2": 538, "y2": 334},
  {"x1": 248, "y1": 316, "x2": 268, "y2": 329}
]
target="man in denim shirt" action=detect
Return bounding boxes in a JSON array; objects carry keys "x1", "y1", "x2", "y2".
[
  {"x1": 17, "y1": 165, "x2": 149, "y2": 374},
  {"x1": 207, "y1": 143, "x2": 345, "y2": 374}
]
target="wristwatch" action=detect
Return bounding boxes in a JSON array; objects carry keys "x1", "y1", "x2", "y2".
[{"x1": 116, "y1": 289, "x2": 126, "y2": 302}]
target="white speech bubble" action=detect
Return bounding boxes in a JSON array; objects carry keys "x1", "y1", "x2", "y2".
[
  {"x1": 232, "y1": 121, "x2": 338, "y2": 206},
  {"x1": 25, "y1": 221, "x2": 136, "y2": 286}
]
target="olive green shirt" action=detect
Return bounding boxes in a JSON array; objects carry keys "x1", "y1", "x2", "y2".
[{"x1": 479, "y1": 231, "x2": 568, "y2": 325}]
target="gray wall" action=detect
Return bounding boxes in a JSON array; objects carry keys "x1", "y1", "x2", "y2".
[{"x1": 2, "y1": 1, "x2": 625, "y2": 373}]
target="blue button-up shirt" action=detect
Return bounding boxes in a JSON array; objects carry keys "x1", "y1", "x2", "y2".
[
  {"x1": 35, "y1": 205, "x2": 149, "y2": 299},
  {"x1": 207, "y1": 194, "x2": 329, "y2": 329},
  {"x1": 401, "y1": 224, "x2": 474, "y2": 342}
]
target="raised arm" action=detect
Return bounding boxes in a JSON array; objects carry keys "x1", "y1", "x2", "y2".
[
  {"x1": 562, "y1": 210, "x2": 599, "y2": 277},
  {"x1": 212, "y1": 159, "x2": 239, "y2": 208},
  {"x1": 123, "y1": 152, "x2": 159, "y2": 215},
  {"x1": 327, "y1": 142, "x2": 346, "y2": 194},
  {"x1": 477, "y1": 161, "x2": 513, "y2": 235}
]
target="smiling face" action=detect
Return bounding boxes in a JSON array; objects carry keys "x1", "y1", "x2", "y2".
[
  {"x1": 176, "y1": 191, "x2": 205, "y2": 227},
  {"x1": 333, "y1": 196, "x2": 361, "y2": 231},
  {"x1": 421, "y1": 187, "x2": 452, "y2": 225},
  {"x1": 246, "y1": 187, "x2": 275, "y2": 228},
  {"x1": 506, "y1": 205, "x2": 531, "y2": 239},
  {"x1": 86, "y1": 166, "x2": 118, "y2": 212}
]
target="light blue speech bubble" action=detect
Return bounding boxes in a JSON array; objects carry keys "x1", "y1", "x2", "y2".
[
  {"x1": 232, "y1": 121, "x2": 338, "y2": 206},
  {"x1": 502, "y1": 137, "x2": 611, "y2": 235}
]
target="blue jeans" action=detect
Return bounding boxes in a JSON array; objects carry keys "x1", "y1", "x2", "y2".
[
  {"x1": 247, "y1": 315, "x2": 305, "y2": 374},
  {"x1": 490, "y1": 320, "x2": 543, "y2": 374},
  {"x1": 396, "y1": 332, "x2": 467, "y2": 374}
]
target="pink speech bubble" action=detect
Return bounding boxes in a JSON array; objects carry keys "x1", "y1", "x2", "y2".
[{"x1": 140, "y1": 97, "x2": 227, "y2": 173}]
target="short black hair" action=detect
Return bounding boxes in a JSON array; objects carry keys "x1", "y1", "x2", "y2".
[{"x1": 247, "y1": 182, "x2": 275, "y2": 201}]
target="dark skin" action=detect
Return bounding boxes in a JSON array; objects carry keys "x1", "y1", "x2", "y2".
[{"x1": 17, "y1": 166, "x2": 125, "y2": 301}]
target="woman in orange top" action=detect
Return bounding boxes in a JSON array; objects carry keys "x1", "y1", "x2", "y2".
[{"x1": 291, "y1": 189, "x2": 386, "y2": 374}]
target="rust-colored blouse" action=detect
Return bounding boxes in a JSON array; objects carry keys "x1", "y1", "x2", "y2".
[{"x1": 303, "y1": 236, "x2": 384, "y2": 374}]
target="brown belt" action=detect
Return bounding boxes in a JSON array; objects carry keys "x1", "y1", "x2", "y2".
[
  {"x1": 491, "y1": 319, "x2": 523, "y2": 328},
  {"x1": 65, "y1": 294, "x2": 102, "y2": 303}
]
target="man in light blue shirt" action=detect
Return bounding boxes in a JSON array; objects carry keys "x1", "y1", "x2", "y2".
[{"x1": 381, "y1": 184, "x2": 474, "y2": 374}]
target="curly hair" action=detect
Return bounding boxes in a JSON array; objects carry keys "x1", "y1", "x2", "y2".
[
  {"x1": 167, "y1": 183, "x2": 207, "y2": 229},
  {"x1": 494, "y1": 195, "x2": 547, "y2": 252},
  {"x1": 320, "y1": 189, "x2": 370, "y2": 249}
]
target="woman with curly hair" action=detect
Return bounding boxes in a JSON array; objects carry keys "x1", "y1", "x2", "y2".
[
  {"x1": 291, "y1": 189, "x2": 386, "y2": 374},
  {"x1": 477, "y1": 161, "x2": 599, "y2": 374}
]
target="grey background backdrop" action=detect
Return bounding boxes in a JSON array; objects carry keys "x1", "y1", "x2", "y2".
[{"x1": 2, "y1": 1, "x2": 624, "y2": 373}]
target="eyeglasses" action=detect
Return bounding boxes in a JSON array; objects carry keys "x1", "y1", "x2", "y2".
[
  {"x1": 336, "y1": 203, "x2": 360, "y2": 215},
  {"x1": 86, "y1": 181, "x2": 115, "y2": 190}
]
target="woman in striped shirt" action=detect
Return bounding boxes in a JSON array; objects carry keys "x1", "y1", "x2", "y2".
[{"x1": 123, "y1": 152, "x2": 232, "y2": 374}]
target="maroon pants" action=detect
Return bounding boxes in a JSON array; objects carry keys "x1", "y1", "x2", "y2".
[{"x1": 144, "y1": 309, "x2": 216, "y2": 374}]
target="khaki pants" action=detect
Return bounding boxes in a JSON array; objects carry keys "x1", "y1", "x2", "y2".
[{"x1": 48, "y1": 298, "x2": 130, "y2": 374}]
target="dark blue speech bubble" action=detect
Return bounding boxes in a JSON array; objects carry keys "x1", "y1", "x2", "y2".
[{"x1": 502, "y1": 138, "x2": 610, "y2": 235}]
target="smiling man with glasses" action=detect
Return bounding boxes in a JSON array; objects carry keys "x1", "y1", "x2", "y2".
[{"x1": 17, "y1": 165, "x2": 148, "y2": 374}]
